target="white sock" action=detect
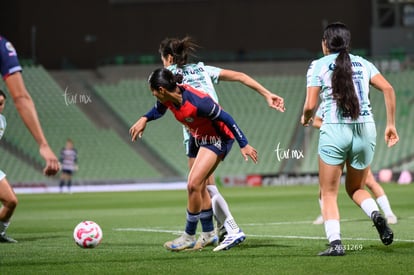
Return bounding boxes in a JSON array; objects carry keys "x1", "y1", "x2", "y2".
[
  {"x1": 211, "y1": 195, "x2": 224, "y2": 226},
  {"x1": 210, "y1": 192, "x2": 232, "y2": 227},
  {"x1": 376, "y1": 195, "x2": 395, "y2": 217},
  {"x1": 360, "y1": 198, "x2": 380, "y2": 218},
  {"x1": 206, "y1": 185, "x2": 219, "y2": 198},
  {"x1": 224, "y1": 217, "x2": 240, "y2": 235},
  {"x1": 324, "y1": 219, "x2": 341, "y2": 243}
]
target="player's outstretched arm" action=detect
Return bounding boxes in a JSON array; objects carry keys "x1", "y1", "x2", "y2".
[
  {"x1": 5, "y1": 73, "x2": 59, "y2": 176},
  {"x1": 219, "y1": 69, "x2": 285, "y2": 112},
  {"x1": 129, "y1": 116, "x2": 148, "y2": 141}
]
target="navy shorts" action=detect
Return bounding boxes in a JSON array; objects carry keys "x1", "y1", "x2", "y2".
[
  {"x1": 187, "y1": 136, "x2": 234, "y2": 160},
  {"x1": 62, "y1": 169, "x2": 74, "y2": 175}
]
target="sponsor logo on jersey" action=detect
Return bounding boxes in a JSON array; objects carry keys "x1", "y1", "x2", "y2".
[{"x1": 5, "y1": 42, "x2": 17, "y2": 56}]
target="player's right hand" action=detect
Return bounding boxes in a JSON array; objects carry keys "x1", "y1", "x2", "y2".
[
  {"x1": 129, "y1": 117, "x2": 148, "y2": 141},
  {"x1": 39, "y1": 144, "x2": 60, "y2": 176}
]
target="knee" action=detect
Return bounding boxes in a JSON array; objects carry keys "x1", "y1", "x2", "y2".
[
  {"x1": 187, "y1": 176, "x2": 205, "y2": 195},
  {"x1": 187, "y1": 180, "x2": 199, "y2": 194},
  {"x1": 345, "y1": 185, "x2": 360, "y2": 198},
  {"x1": 4, "y1": 196, "x2": 18, "y2": 210}
]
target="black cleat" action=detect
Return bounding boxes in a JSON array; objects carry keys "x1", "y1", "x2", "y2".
[
  {"x1": 318, "y1": 240, "x2": 345, "y2": 256},
  {"x1": 0, "y1": 233, "x2": 17, "y2": 243},
  {"x1": 371, "y1": 211, "x2": 393, "y2": 245}
]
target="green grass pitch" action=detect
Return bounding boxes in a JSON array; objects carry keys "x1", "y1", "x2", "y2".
[{"x1": 1, "y1": 183, "x2": 413, "y2": 274}]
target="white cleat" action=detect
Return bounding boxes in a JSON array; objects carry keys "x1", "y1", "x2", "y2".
[{"x1": 213, "y1": 230, "x2": 245, "y2": 251}]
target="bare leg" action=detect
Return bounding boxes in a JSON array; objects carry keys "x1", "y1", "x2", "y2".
[
  {"x1": 317, "y1": 157, "x2": 344, "y2": 256},
  {"x1": 364, "y1": 167, "x2": 397, "y2": 223},
  {"x1": 0, "y1": 177, "x2": 18, "y2": 222},
  {"x1": 0, "y1": 177, "x2": 18, "y2": 243}
]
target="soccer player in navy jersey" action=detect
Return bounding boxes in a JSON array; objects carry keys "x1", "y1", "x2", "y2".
[
  {"x1": 0, "y1": 35, "x2": 60, "y2": 242},
  {"x1": 131, "y1": 36, "x2": 285, "y2": 251},
  {"x1": 130, "y1": 68, "x2": 257, "y2": 251}
]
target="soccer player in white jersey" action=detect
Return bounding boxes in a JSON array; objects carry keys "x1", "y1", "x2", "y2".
[
  {"x1": 131, "y1": 36, "x2": 285, "y2": 251},
  {"x1": 0, "y1": 89, "x2": 18, "y2": 242},
  {"x1": 0, "y1": 35, "x2": 60, "y2": 243},
  {"x1": 301, "y1": 22, "x2": 398, "y2": 256},
  {"x1": 311, "y1": 114, "x2": 397, "y2": 225}
]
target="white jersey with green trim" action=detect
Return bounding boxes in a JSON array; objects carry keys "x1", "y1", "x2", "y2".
[
  {"x1": 167, "y1": 62, "x2": 221, "y2": 103},
  {"x1": 306, "y1": 53, "x2": 379, "y2": 124}
]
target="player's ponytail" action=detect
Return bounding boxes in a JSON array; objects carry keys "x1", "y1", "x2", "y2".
[
  {"x1": 159, "y1": 36, "x2": 199, "y2": 67},
  {"x1": 323, "y1": 22, "x2": 360, "y2": 120}
]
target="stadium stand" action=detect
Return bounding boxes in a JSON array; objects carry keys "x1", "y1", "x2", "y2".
[
  {"x1": 0, "y1": 66, "x2": 162, "y2": 184},
  {"x1": 1, "y1": 63, "x2": 412, "y2": 184}
]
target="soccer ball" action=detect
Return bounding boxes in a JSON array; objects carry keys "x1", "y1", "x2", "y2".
[{"x1": 73, "y1": 221, "x2": 103, "y2": 248}]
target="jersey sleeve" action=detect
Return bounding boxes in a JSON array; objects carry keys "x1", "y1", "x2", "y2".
[
  {"x1": 203, "y1": 64, "x2": 222, "y2": 84},
  {"x1": 365, "y1": 59, "x2": 380, "y2": 79},
  {"x1": 306, "y1": 60, "x2": 322, "y2": 87},
  {"x1": 0, "y1": 37, "x2": 22, "y2": 79},
  {"x1": 143, "y1": 101, "x2": 168, "y2": 121},
  {"x1": 197, "y1": 97, "x2": 248, "y2": 148}
]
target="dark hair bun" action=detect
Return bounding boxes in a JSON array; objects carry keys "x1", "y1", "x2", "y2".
[{"x1": 174, "y1": 73, "x2": 184, "y2": 84}]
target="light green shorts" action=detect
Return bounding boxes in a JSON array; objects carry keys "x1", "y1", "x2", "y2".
[{"x1": 318, "y1": 122, "x2": 376, "y2": 169}]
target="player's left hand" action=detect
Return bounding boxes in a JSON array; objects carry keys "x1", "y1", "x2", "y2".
[
  {"x1": 241, "y1": 145, "x2": 258, "y2": 163},
  {"x1": 385, "y1": 126, "x2": 399, "y2": 147}
]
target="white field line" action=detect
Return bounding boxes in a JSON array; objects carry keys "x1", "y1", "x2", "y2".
[{"x1": 113, "y1": 222, "x2": 414, "y2": 243}]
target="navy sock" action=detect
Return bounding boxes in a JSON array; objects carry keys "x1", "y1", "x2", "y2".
[
  {"x1": 185, "y1": 210, "x2": 200, "y2": 235},
  {"x1": 200, "y1": 208, "x2": 214, "y2": 232}
]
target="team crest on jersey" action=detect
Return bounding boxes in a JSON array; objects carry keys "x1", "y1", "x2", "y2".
[
  {"x1": 5, "y1": 42, "x2": 17, "y2": 56},
  {"x1": 185, "y1": 117, "x2": 194, "y2": 123}
]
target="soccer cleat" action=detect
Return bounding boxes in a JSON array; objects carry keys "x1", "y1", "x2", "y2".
[
  {"x1": 0, "y1": 233, "x2": 17, "y2": 243},
  {"x1": 318, "y1": 240, "x2": 345, "y2": 256},
  {"x1": 371, "y1": 211, "x2": 393, "y2": 245},
  {"x1": 192, "y1": 230, "x2": 218, "y2": 250},
  {"x1": 312, "y1": 215, "x2": 324, "y2": 225},
  {"x1": 213, "y1": 230, "x2": 245, "y2": 251},
  {"x1": 164, "y1": 232, "x2": 196, "y2": 251},
  {"x1": 386, "y1": 214, "x2": 398, "y2": 225}
]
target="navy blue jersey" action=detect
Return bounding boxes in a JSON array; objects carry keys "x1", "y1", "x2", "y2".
[
  {"x1": 0, "y1": 36, "x2": 22, "y2": 79},
  {"x1": 145, "y1": 84, "x2": 248, "y2": 148}
]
